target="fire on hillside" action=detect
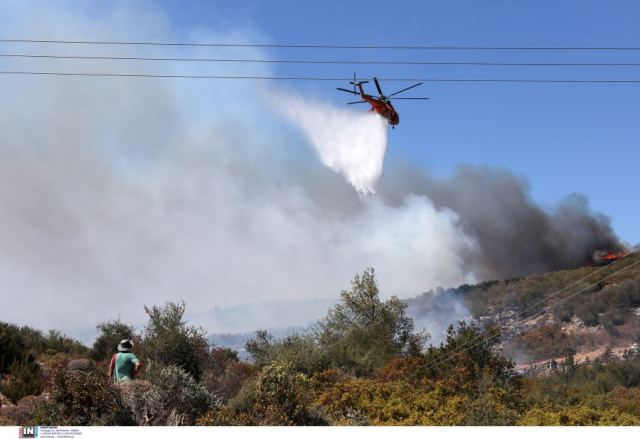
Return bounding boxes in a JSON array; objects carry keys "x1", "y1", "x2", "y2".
[{"x1": 589, "y1": 250, "x2": 630, "y2": 266}]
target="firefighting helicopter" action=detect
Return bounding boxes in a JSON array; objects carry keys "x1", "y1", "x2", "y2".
[{"x1": 336, "y1": 74, "x2": 429, "y2": 128}]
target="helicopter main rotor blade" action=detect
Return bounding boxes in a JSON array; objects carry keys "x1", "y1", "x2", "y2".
[
  {"x1": 347, "y1": 100, "x2": 367, "y2": 104},
  {"x1": 373, "y1": 77, "x2": 384, "y2": 96},
  {"x1": 387, "y1": 82, "x2": 423, "y2": 97},
  {"x1": 337, "y1": 87, "x2": 359, "y2": 95},
  {"x1": 389, "y1": 97, "x2": 430, "y2": 100}
]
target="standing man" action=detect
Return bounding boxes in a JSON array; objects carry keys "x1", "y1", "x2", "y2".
[{"x1": 108, "y1": 339, "x2": 141, "y2": 382}]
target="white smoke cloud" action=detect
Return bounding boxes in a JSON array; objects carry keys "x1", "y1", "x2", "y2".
[
  {"x1": 0, "y1": 2, "x2": 476, "y2": 341},
  {"x1": 274, "y1": 93, "x2": 388, "y2": 194}
]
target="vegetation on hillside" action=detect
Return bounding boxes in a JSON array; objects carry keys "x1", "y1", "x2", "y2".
[
  {"x1": 410, "y1": 253, "x2": 640, "y2": 361},
  {"x1": 1, "y1": 262, "x2": 640, "y2": 426}
]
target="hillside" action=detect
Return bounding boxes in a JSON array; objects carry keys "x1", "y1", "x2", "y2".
[
  {"x1": 408, "y1": 252, "x2": 640, "y2": 368},
  {"x1": 2, "y1": 259, "x2": 640, "y2": 426}
]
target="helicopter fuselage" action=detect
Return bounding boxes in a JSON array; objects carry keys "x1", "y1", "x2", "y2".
[{"x1": 356, "y1": 83, "x2": 400, "y2": 126}]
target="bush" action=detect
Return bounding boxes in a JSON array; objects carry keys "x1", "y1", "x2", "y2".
[
  {"x1": 254, "y1": 362, "x2": 314, "y2": 424},
  {"x1": 31, "y1": 369, "x2": 134, "y2": 426},
  {"x1": 38, "y1": 330, "x2": 89, "y2": 356},
  {"x1": 201, "y1": 347, "x2": 248, "y2": 401},
  {"x1": 134, "y1": 363, "x2": 217, "y2": 425},
  {"x1": 0, "y1": 323, "x2": 45, "y2": 403},
  {"x1": 17, "y1": 326, "x2": 88, "y2": 356},
  {"x1": 199, "y1": 362, "x2": 323, "y2": 426},
  {"x1": 116, "y1": 380, "x2": 158, "y2": 425},
  {"x1": 508, "y1": 324, "x2": 577, "y2": 361},
  {"x1": 601, "y1": 310, "x2": 625, "y2": 334},
  {"x1": 196, "y1": 405, "x2": 256, "y2": 426},
  {"x1": 314, "y1": 378, "x2": 464, "y2": 425},
  {"x1": 1, "y1": 359, "x2": 43, "y2": 403},
  {"x1": 246, "y1": 331, "x2": 328, "y2": 375},
  {"x1": 142, "y1": 301, "x2": 209, "y2": 381},
  {"x1": 518, "y1": 406, "x2": 640, "y2": 426}
]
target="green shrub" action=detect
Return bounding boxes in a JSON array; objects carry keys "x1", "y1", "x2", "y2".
[
  {"x1": 1, "y1": 359, "x2": 43, "y2": 403},
  {"x1": 142, "y1": 301, "x2": 209, "y2": 381},
  {"x1": 0, "y1": 323, "x2": 44, "y2": 403},
  {"x1": 31, "y1": 369, "x2": 134, "y2": 426},
  {"x1": 17, "y1": 326, "x2": 88, "y2": 356},
  {"x1": 141, "y1": 363, "x2": 217, "y2": 425},
  {"x1": 199, "y1": 362, "x2": 324, "y2": 426},
  {"x1": 202, "y1": 352, "x2": 256, "y2": 402},
  {"x1": 246, "y1": 331, "x2": 328, "y2": 375}
]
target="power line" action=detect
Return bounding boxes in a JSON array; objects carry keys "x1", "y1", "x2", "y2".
[
  {"x1": 1, "y1": 70, "x2": 640, "y2": 83},
  {"x1": 3, "y1": 53, "x2": 640, "y2": 67},
  {"x1": 2, "y1": 38, "x2": 640, "y2": 51},
  {"x1": 422, "y1": 253, "x2": 640, "y2": 373}
]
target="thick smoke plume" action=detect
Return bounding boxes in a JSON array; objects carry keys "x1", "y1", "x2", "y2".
[
  {"x1": 275, "y1": 93, "x2": 388, "y2": 194},
  {"x1": 381, "y1": 165, "x2": 625, "y2": 279}
]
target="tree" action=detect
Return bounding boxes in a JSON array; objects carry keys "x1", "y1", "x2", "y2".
[
  {"x1": 142, "y1": 301, "x2": 209, "y2": 381},
  {"x1": 0, "y1": 323, "x2": 43, "y2": 402},
  {"x1": 423, "y1": 322, "x2": 517, "y2": 386},
  {"x1": 245, "y1": 330, "x2": 276, "y2": 368},
  {"x1": 92, "y1": 319, "x2": 136, "y2": 361},
  {"x1": 317, "y1": 268, "x2": 426, "y2": 376},
  {"x1": 0, "y1": 322, "x2": 27, "y2": 374}
]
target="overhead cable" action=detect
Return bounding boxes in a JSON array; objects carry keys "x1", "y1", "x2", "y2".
[
  {"x1": 2, "y1": 38, "x2": 640, "y2": 51},
  {"x1": 2, "y1": 53, "x2": 640, "y2": 67},
  {"x1": 1, "y1": 70, "x2": 640, "y2": 83}
]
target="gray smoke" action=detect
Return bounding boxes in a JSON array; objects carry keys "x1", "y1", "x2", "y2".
[
  {"x1": 0, "y1": 2, "x2": 626, "y2": 344},
  {"x1": 405, "y1": 287, "x2": 472, "y2": 345},
  {"x1": 380, "y1": 164, "x2": 624, "y2": 279},
  {"x1": 0, "y1": 2, "x2": 474, "y2": 341}
]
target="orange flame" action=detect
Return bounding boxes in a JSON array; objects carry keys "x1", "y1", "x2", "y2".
[{"x1": 600, "y1": 250, "x2": 630, "y2": 261}]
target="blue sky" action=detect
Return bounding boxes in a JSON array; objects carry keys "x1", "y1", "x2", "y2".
[{"x1": 147, "y1": 0, "x2": 639, "y2": 243}]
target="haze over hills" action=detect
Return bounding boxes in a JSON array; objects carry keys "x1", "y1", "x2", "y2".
[
  {"x1": 202, "y1": 252, "x2": 640, "y2": 368},
  {"x1": 188, "y1": 298, "x2": 339, "y2": 334}
]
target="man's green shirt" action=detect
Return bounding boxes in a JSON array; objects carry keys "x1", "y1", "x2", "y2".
[{"x1": 113, "y1": 352, "x2": 140, "y2": 382}]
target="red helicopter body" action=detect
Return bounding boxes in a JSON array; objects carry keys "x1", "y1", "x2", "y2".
[
  {"x1": 355, "y1": 82, "x2": 400, "y2": 126},
  {"x1": 337, "y1": 76, "x2": 428, "y2": 128}
]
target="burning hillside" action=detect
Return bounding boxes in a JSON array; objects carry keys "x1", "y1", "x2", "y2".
[{"x1": 591, "y1": 249, "x2": 631, "y2": 266}]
